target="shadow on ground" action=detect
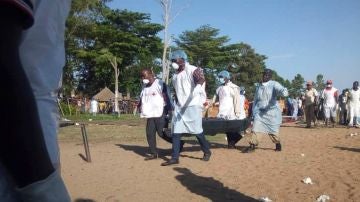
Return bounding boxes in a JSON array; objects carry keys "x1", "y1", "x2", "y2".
[
  {"x1": 115, "y1": 144, "x2": 172, "y2": 157},
  {"x1": 116, "y1": 141, "x2": 249, "y2": 158},
  {"x1": 74, "y1": 199, "x2": 96, "y2": 202},
  {"x1": 173, "y1": 167, "x2": 258, "y2": 202},
  {"x1": 333, "y1": 146, "x2": 360, "y2": 153}
]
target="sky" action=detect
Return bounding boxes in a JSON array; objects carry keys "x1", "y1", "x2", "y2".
[{"x1": 109, "y1": 0, "x2": 360, "y2": 91}]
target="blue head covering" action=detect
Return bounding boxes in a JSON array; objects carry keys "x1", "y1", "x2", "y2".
[
  {"x1": 218, "y1": 70, "x2": 231, "y2": 79},
  {"x1": 170, "y1": 50, "x2": 187, "y2": 61}
]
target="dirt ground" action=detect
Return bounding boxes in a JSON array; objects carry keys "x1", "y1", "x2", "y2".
[{"x1": 59, "y1": 121, "x2": 360, "y2": 202}]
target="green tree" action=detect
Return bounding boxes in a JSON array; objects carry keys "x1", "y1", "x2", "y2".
[
  {"x1": 174, "y1": 25, "x2": 231, "y2": 94},
  {"x1": 226, "y1": 43, "x2": 267, "y2": 99},
  {"x1": 64, "y1": 3, "x2": 164, "y2": 98},
  {"x1": 315, "y1": 74, "x2": 325, "y2": 92},
  {"x1": 288, "y1": 74, "x2": 305, "y2": 97},
  {"x1": 174, "y1": 25, "x2": 269, "y2": 98}
]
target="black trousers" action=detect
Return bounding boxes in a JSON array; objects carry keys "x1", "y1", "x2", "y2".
[
  {"x1": 339, "y1": 108, "x2": 348, "y2": 125},
  {"x1": 226, "y1": 132, "x2": 242, "y2": 145},
  {"x1": 146, "y1": 114, "x2": 172, "y2": 155}
]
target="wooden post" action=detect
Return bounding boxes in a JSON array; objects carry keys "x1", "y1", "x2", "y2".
[{"x1": 81, "y1": 124, "x2": 91, "y2": 162}]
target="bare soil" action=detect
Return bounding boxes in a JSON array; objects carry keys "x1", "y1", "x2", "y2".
[{"x1": 59, "y1": 121, "x2": 360, "y2": 202}]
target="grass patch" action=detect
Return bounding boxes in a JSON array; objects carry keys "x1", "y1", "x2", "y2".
[
  {"x1": 59, "y1": 119, "x2": 227, "y2": 143},
  {"x1": 62, "y1": 114, "x2": 139, "y2": 121}
]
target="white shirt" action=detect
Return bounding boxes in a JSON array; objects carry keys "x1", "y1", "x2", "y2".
[
  {"x1": 298, "y1": 98, "x2": 302, "y2": 108},
  {"x1": 321, "y1": 87, "x2": 338, "y2": 107},
  {"x1": 348, "y1": 89, "x2": 360, "y2": 107},
  {"x1": 90, "y1": 100, "x2": 98, "y2": 113},
  {"x1": 140, "y1": 79, "x2": 165, "y2": 118}
]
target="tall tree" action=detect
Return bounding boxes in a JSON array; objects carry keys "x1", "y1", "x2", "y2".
[
  {"x1": 176, "y1": 25, "x2": 229, "y2": 67},
  {"x1": 159, "y1": 0, "x2": 172, "y2": 84},
  {"x1": 95, "y1": 49, "x2": 122, "y2": 115},
  {"x1": 225, "y1": 43, "x2": 267, "y2": 99},
  {"x1": 289, "y1": 74, "x2": 305, "y2": 97},
  {"x1": 174, "y1": 25, "x2": 271, "y2": 98},
  {"x1": 64, "y1": 4, "x2": 164, "y2": 98},
  {"x1": 158, "y1": 0, "x2": 188, "y2": 84},
  {"x1": 315, "y1": 74, "x2": 325, "y2": 92},
  {"x1": 175, "y1": 25, "x2": 233, "y2": 94}
]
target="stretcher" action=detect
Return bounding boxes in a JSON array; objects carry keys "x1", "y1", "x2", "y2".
[
  {"x1": 162, "y1": 118, "x2": 250, "y2": 137},
  {"x1": 202, "y1": 118, "x2": 250, "y2": 136}
]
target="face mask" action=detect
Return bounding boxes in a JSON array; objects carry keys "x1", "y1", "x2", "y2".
[
  {"x1": 171, "y1": 62, "x2": 179, "y2": 70},
  {"x1": 142, "y1": 79, "x2": 150, "y2": 84},
  {"x1": 219, "y1": 78, "x2": 225, "y2": 84},
  {"x1": 327, "y1": 84, "x2": 332, "y2": 88}
]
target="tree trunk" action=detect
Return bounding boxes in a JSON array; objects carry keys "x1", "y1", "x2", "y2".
[
  {"x1": 160, "y1": 0, "x2": 171, "y2": 84},
  {"x1": 109, "y1": 57, "x2": 120, "y2": 117}
]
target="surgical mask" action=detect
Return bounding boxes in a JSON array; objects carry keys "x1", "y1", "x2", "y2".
[
  {"x1": 327, "y1": 84, "x2": 332, "y2": 88},
  {"x1": 171, "y1": 62, "x2": 179, "y2": 70},
  {"x1": 219, "y1": 78, "x2": 225, "y2": 84},
  {"x1": 142, "y1": 79, "x2": 150, "y2": 84}
]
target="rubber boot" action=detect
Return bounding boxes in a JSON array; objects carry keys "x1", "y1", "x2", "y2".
[{"x1": 275, "y1": 143, "x2": 282, "y2": 152}]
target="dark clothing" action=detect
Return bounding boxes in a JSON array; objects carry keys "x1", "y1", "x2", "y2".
[
  {"x1": 171, "y1": 132, "x2": 211, "y2": 160},
  {"x1": 305, "y1": 104, "x2": 317, "y2": 127},
  {"x1": 0, "y1": 0, "x2": 34, "y2": 29},
  {"x1": 0, "y1": 6, "x2": 54, "y2": 188},
  {"x1": 146, "y1": 112, "x2": 172, "y2": 155},
  {"x1": 338, "y1": 94, "x2": 348, "y2": 125},
  {"x1": 226, "y1": 132, "x2": 242, "y2": 146},
  {"x1": 339, "y1": 108, "x2": 348, "y2": 125}
]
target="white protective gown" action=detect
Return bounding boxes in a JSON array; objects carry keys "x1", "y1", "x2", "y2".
[
  {"x1": 348, "y1": 89, "x2": 360, "y2": 125},
  {"x1": 171, "y1": 63, "x2": 206, "y2": 134},
  {"x1": 216, "y1": 81, "x2": 240, "y2": 120}
]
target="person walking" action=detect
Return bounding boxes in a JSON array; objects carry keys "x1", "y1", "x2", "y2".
[
  {"x1": 138, "y1": 69, "x2": 184, "y2": 160},
  {"x1": 348, "y1": 81, "x2": 360, "y2": 128},
  {"x1": 320, "y1": 80, "x2": 339, "y2": 127},
  {"x1": 338, "y1": 89, "x2": 349, "y2": 125},
  {"x1": 90, "y1": 98, "x2": 99, "y2": 116},
  {"x1": 214, "y1": 70, "x2": 244, "y2": 148},
  {"x1": 243, "y1": 69, "x2": 288, "y2": 153},
  {"x1": 161, "y1": 50, "x2": 211, "y2": 166},
  {"x1": 304, "y1": 81, "x2": 319, "y2": 128}
]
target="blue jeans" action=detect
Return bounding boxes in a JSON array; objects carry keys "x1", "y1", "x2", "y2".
[{"x1": 171, "y1": 133, "x2": 211, "y2": 160}]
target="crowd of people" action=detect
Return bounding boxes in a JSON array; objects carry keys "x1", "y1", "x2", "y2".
[
  {"x1": 1, "y1": 2, "x2": 359, "y2": 200},
  {"x1": 137, "y1": 50, "x2": 287, "y2": 163},
  {"x1": 137, "y1": 50, "x2": 360, "y2": 165},
  {"x1": 297, "y1": 80, "x2": 360, "y2": 128}
]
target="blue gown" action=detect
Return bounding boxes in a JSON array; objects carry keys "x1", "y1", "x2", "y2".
[{"x1": 252, "y1": 81, "x2": 288, "y2": 134}]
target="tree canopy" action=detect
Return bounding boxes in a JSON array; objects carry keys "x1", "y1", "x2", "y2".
[
  {"x1": 64, "y1": 0, "x2": 163, "y2": 98},
  {"x1": 62, "y1": 2, "x2": 323, "y2": 102}
]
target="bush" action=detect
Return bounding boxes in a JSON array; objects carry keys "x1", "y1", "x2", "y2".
[{"x1": 58, "y1": 101, "x2": 77, "y2": 116}]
